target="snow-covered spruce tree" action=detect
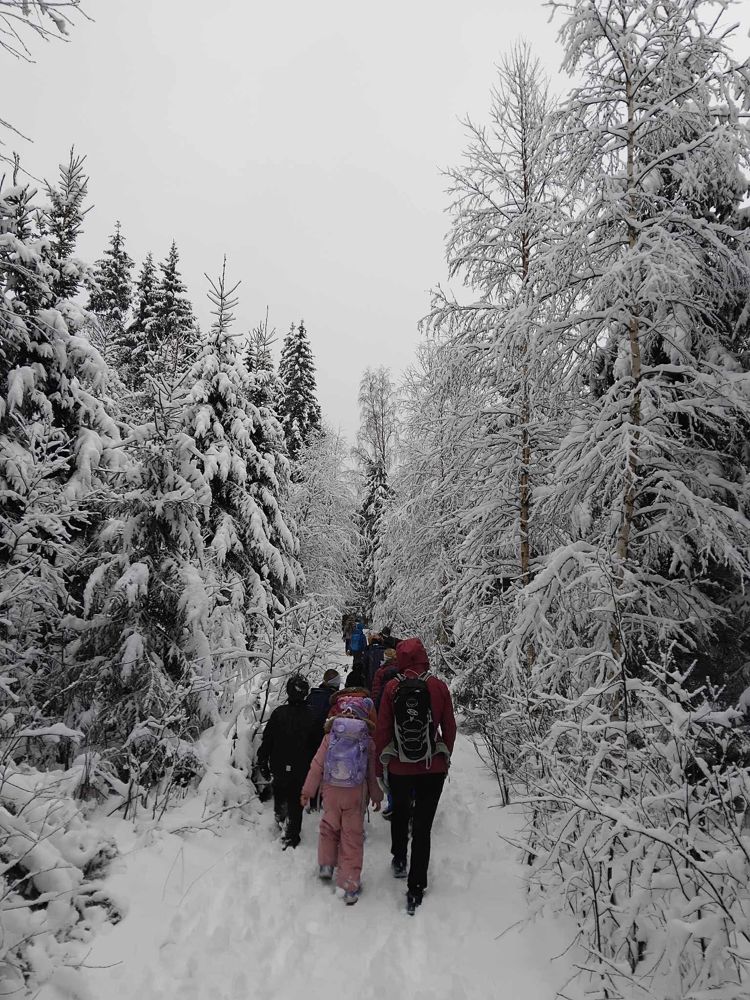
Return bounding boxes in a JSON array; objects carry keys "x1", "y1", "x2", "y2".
[
  {"x1": 245, "y1": 309, "x2": 282, "y2": 410},
  {"x1": 43, "y1": 148, "x2": 90, "y2": 301},
  {"x1": 0, "y1": 169, "x2": 120, "y2": 728},
  {"x1": 123, "y1": 251, "x2": 159, "y2": 394},
  {"x1": 509, "y1": 1, "x2": 750, "y2": 993},
  {"x1": 151, "y1": 241, "x2": 199, "y2": 374},
  {"x1": 86, "y1": 220, "x2": 134, "y2": 370},
  {"x1": 182, "y1": 259, "x2": 301, "y2": 633},
  {"x1": 65, "y1": 375, "x2": 213, "y2": 785},
  {"x1": 277, "y1": 319, "x2": 321, "y2": 460},
  {"x1": 289, "y1": 426, "x2": 358, "y2": 611}
]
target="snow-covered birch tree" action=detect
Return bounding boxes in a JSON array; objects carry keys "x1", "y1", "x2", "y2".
[
  {"x1": 506, "y1": 2, "x2": 750, "y2": 993},
  {"x1": 289, "y1": 425, "x2": 358, "y2": 612}
]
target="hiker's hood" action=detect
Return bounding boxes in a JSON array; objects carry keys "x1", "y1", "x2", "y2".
[{"x1": 395, "y1": 637, "x2": 429, "y2": 675}]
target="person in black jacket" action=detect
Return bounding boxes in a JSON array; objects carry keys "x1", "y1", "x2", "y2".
[
  {"x1": 305, "y1": 668, "x2": 342, "y2": 811},
  {"x1": 364, "y1": 634, "x2": 386, "y2": 690},
  {"x1": 307, "y1": 669, "x2": 343, "y2": 750},
  {"x1": 257, "y1": 675, "x2": 317, "y2": 849},
  {"x1": 381, "y1": 626, "x2": 402, "y2": 650}
]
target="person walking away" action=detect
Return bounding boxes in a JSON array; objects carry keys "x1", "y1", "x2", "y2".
[
  {"x1": 306, "y1": 669, "x2": 343, "y2": 810},
  {"x1": 257, "y1": 675, "x2": 318, "y2": 849},
  {"x1": 307, "y1": 669, "x2": 343, "y2": 746},
  {"x1": 349, "y1": 621, "x2": 367, "y2": 677},
  {"x1": 342, "y1": 614, "x2": 356, "y2": 654},
  {"x1": 375, "y1": 638, "x2": 456, "y2": 914},
  {"x1": 371, "y1": 647, "x2": 398, "y2": 710},
  {"x1": 371, "y1": 646, "x2": 399, "y2": 819},
  {"x1": 364, "y1": 633, "x2": 386, "y2": 691},
  {"x1": 381, "y1": 625, "x2": 402, "y2": 650},
  {"x1": 301, "y1": 696, "x2": 383, "y2": 905}
]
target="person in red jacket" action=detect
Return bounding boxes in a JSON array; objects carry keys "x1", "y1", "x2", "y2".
[{"x1": 375, "y1": 637, "x2": 456, "y2": 913}]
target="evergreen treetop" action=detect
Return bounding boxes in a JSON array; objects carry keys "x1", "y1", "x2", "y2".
[
  {"x1": 278, "y1": 319, "x2": 321, "y2": 460},
  {"x1": 44, "y1": 148, "x2": 90, "y2": 301},
  {"x1": 152, "y1": 240, "x2": 198, "y2": 356},
  {"x1": 88, "y1": 221, "x2": 134, "y2": 322},
  {"x1": 245, "y1": 309, "x2": 282, "y2": 410}
]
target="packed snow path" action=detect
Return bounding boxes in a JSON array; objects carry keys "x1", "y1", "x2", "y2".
[{"x1": 69, "y1": 737, "x2": 580, "y2": 1000}]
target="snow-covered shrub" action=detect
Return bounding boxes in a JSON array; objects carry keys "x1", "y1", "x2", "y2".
[
  {"x1": 0, "y1": 759, "x2": 121, "y2": 997},
  {"x1": 524, "y1": 671, "x2": 750, "y2": 998}
]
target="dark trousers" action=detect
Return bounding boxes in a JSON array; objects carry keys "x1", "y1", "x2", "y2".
[
  {"x1": 272, "y1": 777, "x2": 303, "y2": 845},
  {"x1": 389, "y1": 773, "x2": 446, "y2": 893}
]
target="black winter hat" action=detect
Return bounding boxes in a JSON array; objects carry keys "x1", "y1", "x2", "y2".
[{"x1": 286, "y1": 675, "x2": 310, "y2": 703}]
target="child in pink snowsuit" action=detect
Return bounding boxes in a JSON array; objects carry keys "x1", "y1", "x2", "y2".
[{"x1": 301, "y1": 697, "x2": 382, "y2": 903}]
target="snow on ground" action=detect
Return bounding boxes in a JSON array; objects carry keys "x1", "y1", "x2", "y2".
[{"x1": 45, "y1": 734, "x2": 583, "y2": 1000}]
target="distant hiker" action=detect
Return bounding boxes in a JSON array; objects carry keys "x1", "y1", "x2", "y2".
[
  {"x1": 345, "y1": 660, "x2": 367, "y2": 689},
  {"x1": 371, "y1": 647, "x2": 398, "y2": 710},
  {"x1": 349, "y1": 621, "x2": 367, "y2": 671},
  {"x1": 381, "y1": 626, "x2": 402, "y2": 650},
  {"x1": 301, "y1": 696, "x2": 383, "y2": 905},
  {"x1": 257, "y1": 675, "x2": 318, "y2": 850},
  {"x1": 342, "y1": 614, "x2": 356, "y2": 654},
  {"x1": 306, "y1": 669, "x2": 343, "y2": 810},
  {"x1": 375, "y1": 638, "x2": 457, "y2": 914},
  {"x1": 346, "y1": 625, "x2": 369, "y2": 689},
  {"x1": 364, "y1": 633, "x2": 386, "y2": 690}
]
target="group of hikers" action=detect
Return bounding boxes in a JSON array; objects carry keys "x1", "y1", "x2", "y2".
[{"x1": 256, "y1": 622, "x2": 457, "y2": 915}]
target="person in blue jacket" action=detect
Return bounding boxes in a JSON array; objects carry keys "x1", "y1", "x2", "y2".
[{"x1": 348, "y1": 622, "x2": 368, "y2": 683}]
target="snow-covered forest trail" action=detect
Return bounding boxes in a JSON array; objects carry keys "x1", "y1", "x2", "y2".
[{"x1": 65, "y1": 735, "x2": 579, "y2": 1000}]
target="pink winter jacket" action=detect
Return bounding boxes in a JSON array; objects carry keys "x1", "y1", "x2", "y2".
[{"x1": 302, "y1": 731, "x2": 383, "y2": 806}]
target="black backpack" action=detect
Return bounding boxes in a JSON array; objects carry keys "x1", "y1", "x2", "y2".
[{"x1": 392, "y1": 674, "x2": 436, "y2": 764}]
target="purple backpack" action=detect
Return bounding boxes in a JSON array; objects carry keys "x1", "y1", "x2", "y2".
[{"x1": 323, "y1": 717, "x2": 370, "y2": 788}]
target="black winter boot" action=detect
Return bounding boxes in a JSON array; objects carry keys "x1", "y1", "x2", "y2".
[{"x1": 406, "y1": 889, "x2": 423, "y2": 915}]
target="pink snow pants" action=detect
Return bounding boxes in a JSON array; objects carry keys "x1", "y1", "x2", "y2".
[{"x1": 318, "y1": 783, "x2": 366, "y2": 892}]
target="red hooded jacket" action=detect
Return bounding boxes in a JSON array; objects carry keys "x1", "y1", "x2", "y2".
[{"x1": 374, "y1": 638, "x2": 457, "y2": 777}]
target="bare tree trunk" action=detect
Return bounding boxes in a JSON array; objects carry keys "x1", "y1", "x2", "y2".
[
  {"x1": 518, "y1": 65, "x2": 534, "y2": 669},
  {"x1": 611, "y1": 69, "x2": 642, "y2": 700}
]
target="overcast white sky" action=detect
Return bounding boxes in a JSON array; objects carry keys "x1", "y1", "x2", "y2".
[{"x1": 7, "y1": 1, "x2": 750, "y2": 440}]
